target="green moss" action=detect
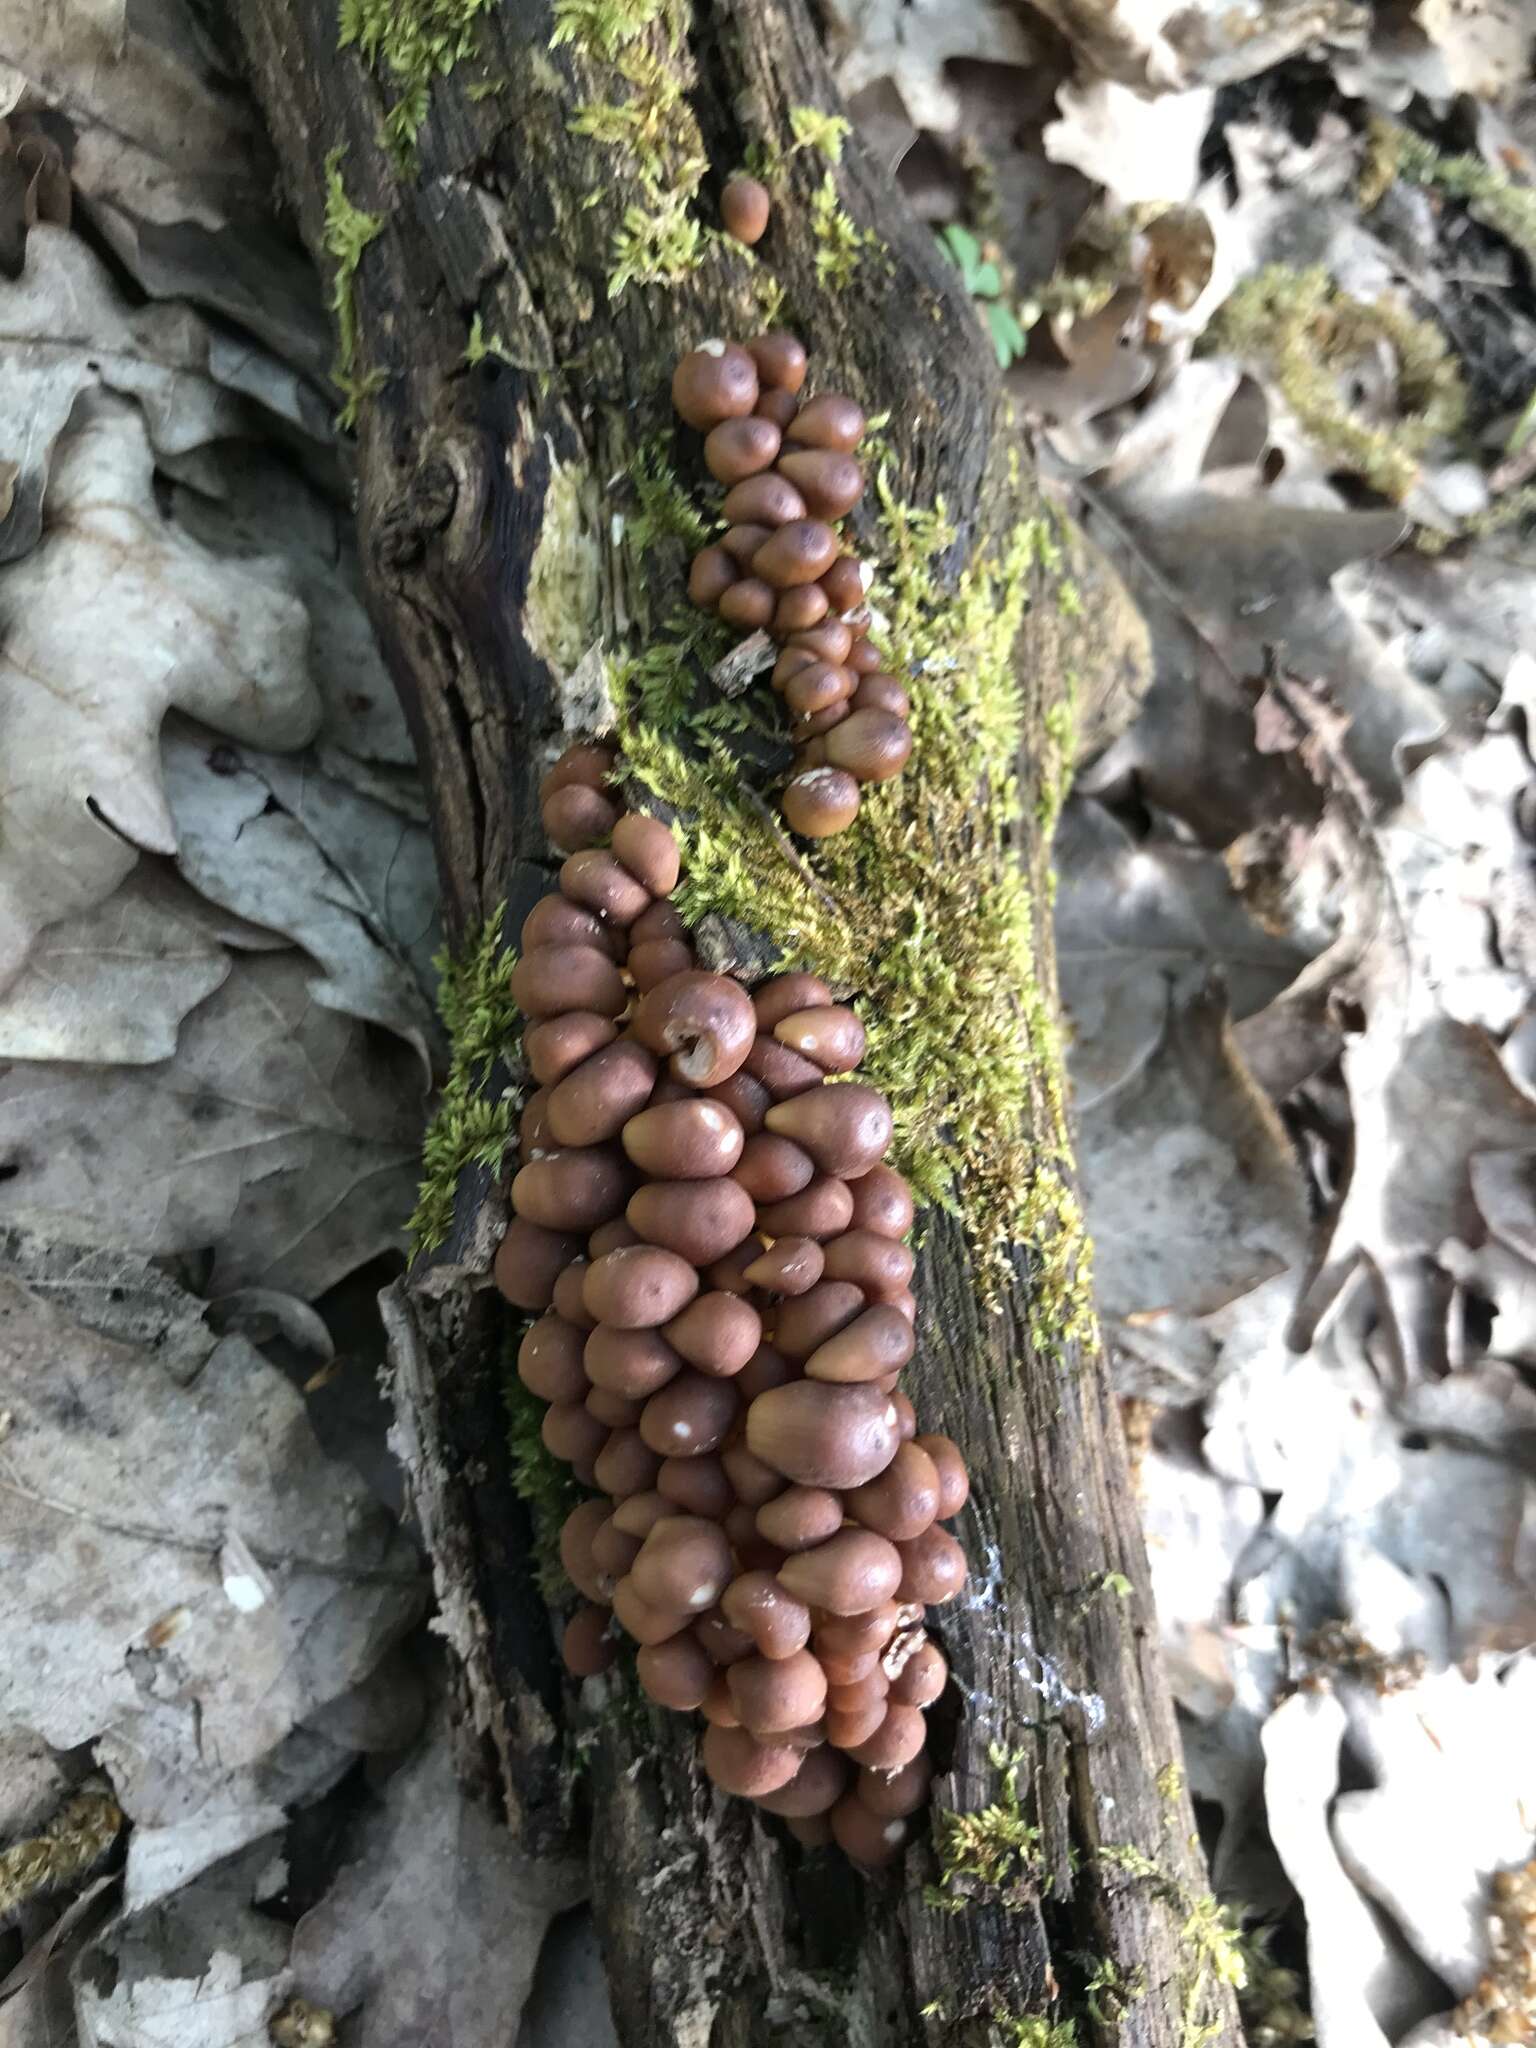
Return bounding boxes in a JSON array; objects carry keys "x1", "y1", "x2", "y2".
[
  {"x1": 506, "y1": 1370, "x2": 583, "y2": 1599},
  {"x1": 1179, "y1": 1892, "x2": 1249, "y2": 2047},
  {"x1": 924, "y1": 1745, "x2": 1045, "y2": 1915},
  {"x1": 321, "y1": 149, "x2": 386, "y2": 429},
  {"x1": 788, "y1": 106, "x2": 850, "y2": 163},
  {"x1": 552, "y1": 0, "x2": 716, "y2": 299},
  {"x1": 1212, "y1": 264, "x2": 1465, "y2": 501},
  {"x1": 810, "y1": 170, "x2": 883, "y2": 290},
  {"x1": 615, "y1": 460, "x2": 1092, "y2": 1323},
  {"x1": 1158, "y1": 1760, "x2": 1185, "y2": 1804},
  {"x1": 409, "y1": 907, "x2": 521, "y2": 1253},
  {"x1": 338, "y1": 0, "x2": 496, "y2": 163},
  {"x1": 464, "y1": 311, "x2": 513, "y2": 366},
  {"x1": 1364, "y1": 115, "x2": 1536, "y2": 262},
  {"x1": 993, "y1": 2017, "x2": 1078, "y2": 2047}
]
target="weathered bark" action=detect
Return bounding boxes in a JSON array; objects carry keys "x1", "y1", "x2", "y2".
[{"x1": 235, "y1": 4, "x2": 1243, "y2": 2043}]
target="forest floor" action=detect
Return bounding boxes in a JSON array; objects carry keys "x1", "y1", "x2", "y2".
[{"x1": 2, "y1": 1, "x2": 1536, "y2": 2043}]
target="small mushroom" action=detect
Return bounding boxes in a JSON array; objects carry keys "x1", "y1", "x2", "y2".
[
  {"x1": 560, "y1": 849, "x2": 652, "y2": 926},
  {"x1": 705, "y1": 415, "x2": 781, "y2": 483},
  {"x1": 590, "y1": 1514, "x2": 643, "y2": 1577},
  {"x1": 663, "y1": 1291, "x2": 763, "y2": 1375},
  {"x1": 493, "y1": 1215, "x2": 584, "y2": 1311},
  {"x1": 894, "y1": 1525, "x2": 968, "y2": 1604},
  {"x1": 547, "y1": 1039, "x2": 658, "y2": 1147},
  {"x1": 846, "y1": 637, "x2": 883, "y2": 675},
  {"x1": 746, "y1": 1379, "x2": 901, "y2": 1489},
  {"x1": 627, "y1": 1175, "x2": 757, "y2": 1264},
  {"x1": 722, "y1": 472, "x2": 806, "y2": 526},
  {"x1": 694, "y1": 1606, "x2": 755, "y2": 1664},
  {"x1": 701, "y1": 1724, "x2": 802, "y2": 1797},
  {"x1": 735, "y1": 1340, "x2": 797, "y2": 1402},
  {"x1": 742, "y1": 1236, "x2": 825, "y2": 1296},
  {"x1": 719, "y1": 578, "x2": 775, "y2": 629},
  {"x1": 844, "y1": 1441, "x2": 941, "y2": 1541},
  {"x1": 588, "y1": 1214, "x2": 642, "y2": 1256},
  {"x1": 826, "y1": 709, "x2": 913, "y2": 784},
  {"x1": 633, "y1": 970, "x2": 757, "y2": 1086},
  {"x1": 639, "y1": 1369, "x2": 740, "y2": 1457},
  {"x1": 777, "y1": 1528, "x2": 903, "y2": 1616},
  {"x1": 672, "y1": 340, "x2": 759, "y2": 431},
  {"x1": 782, "y1": 767, "x2": 860, "y2": 838},
  {"x1": 623, "y1": 1098, "x2": 745, "y2": 1178},
  {"x1": 822, "y1": 1228, "x2": 914, "y2": 1295},
  {"x1": 720, "y1": 1568, "x2": 812, "y2": 1659},
  {"x1": 612, "y1": 1575, "x2": 689, "y2": 1647},
  {"x1": 562, "y1": 1603, "x2": 616, "y2": 1677},
  {"x1": 812, "y1": 1602, "x2": 903, "y2": 1658},
  {"x1": 611, "y1": 812, "x2": 681, "y2": 896},
  {"x1": 890, "y1": 1390, "x2": 918, "y2": 1440},
  {"x1": 657, "y1": 1454, "x2": 735, "y2": 1519},
  {"x1": 593, "y1": 1427, "x2": 664, "y2": 1499},
  {"x1": 611, "y1": 1491, "x2": 674, "y2": 1540},
  {"x1": 820, "y1": 555, "x2": 868, "y2": 613},
  {"x1": 785, "y1": 620, "x2": 856, "y2": 666},
  {"x1": 803, "y1": 1303, "x2": 915, "y2": 1384},
  {"x1": 517, "y1": 1314, "x2": 589, "y2": 1402},
  {"x1": 688, "y1": 544, "x2": 737, "y2": 609},
  {"x1": 774, "y1": 1280, "x2": 866, "y2": 1359},
  {"x1": 756, "y1": 1485, "x2": 844, "y2": 1552},
  {"x1": 786, "y1": 393, "x2": 865, "y2": 452},
  {"x1": 753, "y1": 974, "x2": 835, "y2": 1029},
  {"x1": 776, "y1": 448, "x2": 863, "y2": 520},
  {"x1": 552, "y1": 1258, "x2": 596, "y2": 1328},
  {"x1": 631, "y1": 1515, "x2": 733, "y2": 1612},
  {"x1": 524, "y1": 1011, "x2": 620, "y2": 1086},
  {"x1": 754, "y1": 1743, "x2": 847, "y2": 1817},
  {"x1": 721, "y1": 522, "x2": 773, "y2": 564},
  {"x1": 746, "y1": 332, "x2": 808, "y2": 394},
  {"x1": 830, "y1": 1795, "x2": 910, "y2": 1867},
  {"x1": 543, "y1": 782, "x2": 619, "y2": 852},
  {"x1": 704, "y1": 1069, "x2": 772, "y2": 1135},
  {"x1": 510, "y1": 944, "x2": 627, "y2": 1019},
  {"x1": 755, "y1": 1176, "x2": 855, "y2": 1240},
  {"x1": 754, "y1": 519, "x2": 839, "y2": 589},
  {"x1": 720, "y1": 1441, "x2": 785, "y2": 1508},
  {"x1": 851, "y1": 673, "x2": 910, "y2": 718},
  {"x1": 728, "y1": 1649, "x2": 827, "y2": 1734},
  {"x1": 846, "y1": 1163, "x2": 914, "y2": 1239},
  {"x1": 783, "y1": 662, "x2": 853, "y2": 718},
  {"x1": 586, "y1": 1383, "x2": 644, "y2": 1429},
  {"x1": 773, "y1": 1005, "x2": 866, "y2": 1073},
  {"x1": 771, "y1": 584, "x2": 830, "y2": 636},
  {"x1": 637, "y1": 1632, "x2": 715, "y2": 1709},
  {"x1": 542, "y1": 1400, "x2": 608, "y2": 1470},
  {"x1": 855, "y1": 1751, "x2": 932, "y2": 1817},
  {"x1": 721, "y1": 174, "x2": 771, "y2": 245},
  {"x1": 629, "y1": 937, "x2": 695, "y2": 992},
  {"x1": 916, "y1": 1434, "x2": 970, "y2": 1518},
  {"x1": 583, "y1": 1244, "x2": 700, "y2": 1327},
  {"x1": 512, "y1": 1147, "x2": 630, "y2": 1231},
  {"x1": 732, "y1": 1131, "x2": 815, "y2": 1203},
  {"x1": 888, "y1": 1639, "x2": 948, "y2": 1708},
  {"x1": 743, "y1": 1034, "x2": 826, "y2": 1101},
  {"x1": 559, "y1": 1499, "x2": 614, "y2": 1606},
  {"x1": 844, "y1": 1702, "x2": 927, "y2": 1772},
  {"x1": 824, "y1": 1694, "x2": 887, "y2": 1751},
  {"x1": 755, "y1": 387, "x2": 799, "y2": 428},
  {"x1": 764, "y1": 1082, "x2": 893, "y2": 1177}
]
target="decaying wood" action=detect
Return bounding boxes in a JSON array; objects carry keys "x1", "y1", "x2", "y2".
[{"x1": 234, "y1": 2, "x2": 1242, "y2": 2041}]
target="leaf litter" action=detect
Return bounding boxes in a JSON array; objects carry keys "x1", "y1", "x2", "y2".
[{"x1": 4, "y1": 0, "x2": 1536, "y2": 2043}]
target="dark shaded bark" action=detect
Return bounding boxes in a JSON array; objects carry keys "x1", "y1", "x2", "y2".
[{"x1": 235, "y1": 3, "x2": 1242, "y2": 2042}]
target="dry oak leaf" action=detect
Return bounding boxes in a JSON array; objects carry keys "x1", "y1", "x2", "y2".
[{"x1": 0, "y1": 394, "x2": 318, "y2": 995}]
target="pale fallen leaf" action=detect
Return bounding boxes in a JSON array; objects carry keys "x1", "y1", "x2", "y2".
[
  {"x1": 289, "y1": 1711, "x2": 584, "y2": 2047},
  {"x1": 0, "y1": 950, "x2": 425, "y2": 1297},
  {"x1": 823, "y1": 0, "x2": 1034, "y2": 133},
  {"x1": 1044, "y1": 80, "x2": 1215, "y2": 208}
]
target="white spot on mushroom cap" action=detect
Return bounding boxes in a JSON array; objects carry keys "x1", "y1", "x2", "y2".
[
  {"x1": 700, "y1": 338, "x2": 728, "y2": 357},
  {"x1": 882, "y1": 1821, "x2": 906, "y2": 1844},
  {"x1": 788, "y1": 767, "x2": 847, "y2": 793}
]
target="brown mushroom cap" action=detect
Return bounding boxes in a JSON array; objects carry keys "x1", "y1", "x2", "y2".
[
  {"x1": 701, "y1": 1723, "x2": 802, "y2": 1797},
  {"x1": 755, "y1": 1176, "x2": 856, "y2": 1240},
  {"x1": 663, "y1": 1291, "x2": 763, "y2": 1376},
  {"x1": 705, "y1": 414, "x2": 781, "y2": 484},
  {"x1": 582, "y1": 1327, "x2": 679, "y2": 1402},
  {"x1": 742, "y1": 1236, "x2": 825, "y2": 1296},
  {"x1": 821, "y1": 1228, "x2": 915, "y2": 1295},
  {"x1": 517, "y1": 1314, "x2": 589, "y2": 1403},
  {"x1": 559, "y1": 849, "x2": 652, "y2": 927},
  {"x1": 771, "y1": 584, "x2": 830, "y2": 637},
  {"x1": 511, "y1": 944, "x2": 628, "y2": 1019},
  {"x1": 546, "y1": 1039, "x2": 659, "y2": 1147},
  {"x1": 728, "y1": 1649, "x2": 828, "y2": 1734},
  {"x1": 754, "y1": 1743, "x2": 847, "y2": 1816},
  {"x1": 586, "y1": 1383, "x2": 644, "y2": 1429},
  {"x1": 590, "y1": 1514, "x2": 643, "y2": 1578},
  {"x1": 583, "y1": 1244, "x2": 700, "y2": 1327},
  {"x1": 830, "y1": 1794, "x2": 909, "y2": 1866},
  {"x1": 820, "y1": 554, "x2": 868, "y2": 614},
  {"x1": 776, "y1": 448, "x2": 864, "y2": 520},
  {"x1": 631, "y1": 1514, "x2": 734, "y2": 1612},
  {"x1": 735, "y1": 1340, "x2": 796, "y2": 1403},
  {"x1": 851, "y1": 673, "x2": 911, "y2": 719},
  {"x1": 812, "y1": 1602, "x2": 905, "y2": 1658},
  {"x1": 782, "y1": 662, "x2": 852, "y2": 719},
  {"x1": 804, "y1": 1303, "x2": 916, "y2": 1385},
  {"x1": 593, "y1": 1427, "x2": 664, "y2": 1499},
  {"x1": 518, "y1": 897, "x2": 617, "y2": 969},
  {"x1": 588, "y1": 1214, "x2": 642, "y2": 1256},
  {"x1": 639, "y1": 1369, "x2": 740, "y2": 1458},
  {"x1": 632, "y1": 970, "x2": 757, "y2": 1087},
  {"x1": 720, "y1": 1568, "x2": 813, "y2": 1659},
  {"x1": 844, "y1": 1702, "x2": 928, "y2": 1772},
  {"x1": 543, "y1": 782, "x2": 619, "y2": 852},
  {"x1": 629, "y1": 938, "x2": 695, "y2": 992},
  {"x1": 782, "y1": 767, "x2": 860, "y2": 838},
  {"x1": 754, "y1": 519, "x2": 840, "y2": 589},
  {"x1": 756, "y1": 387, "x2": 799, "y2": 428},
  {"x1": 637, "y1": 1632, "x2": 715, "y2": 1710},
  {"x1": 562, "y1": 1602, "x2": 617, "y2": 1678},
  {"x1": 846, "y1": 1163, "x2": 914, "y2": 1239},
  {"x1": 542, "y1": 1400, "x2": 608, "y2": 1472},
  {"x1": 721, "y1": 174, "x2": 771, "y2": 245},
  {"x1": 826, "y1": 709, "x2": 914, "y2": 785},
  {"x1": 672, "y1": 341, "x2": 759, "y2": 431},
  {"x1": 612, "y1": 1574, "x2": 690, "y2": 1647},
  {"x1": 719, "y1": 1441, "x2": 785, "y2": 1510},
  {"x1": 786, "y1": 393, "x2": 866, "y2": 452},
  {"x1": 701, "y1": 1672, "x2": 741, "y2": 1725},
  {"x1": 560, "y1": 1499, "x2": 615, "y2": 1606},
  {"x1": 824, "y1": 1691, "x2": 888, "y2": 1752},
  {"x1": 610, "y1": 1490, "x2": 673, "y2": 1539},
  {"x1": 786, "y1": 619, "x2": 855, "y2": 666},
  {"x1": 753, "y1": 973, "x2": 834, "y2": 1027},
  {"x1": 657, "y1": 1454, "x2": 735, "y2": 1519},
  {"x1": 855, "y1": 1750, "x2": 932, "y2": 1817},
  {"x1": 746, "y1": 1380, "x2": 901, "y2": 1489},
  {"x1": 732, "y1": 1131, "x2": 816, "y2": 1203},
  {"x1": 512, "y1": 1147, "x2": 630, "y2": 1232},
  {"x1": 540, "y1": 741, "x2": 617, "y2": 799},
  {"x1": 551, "y1": 1258, "x2": 595, "y2": 1328},
  {"x1": 718, "y1": 578, "x2": 775, "y2": 630},
  {"x1": 773, "y1": 1005, "x2": 867, "y2": 1073},
  {"x1": 887, "y1": 1638, "x2": 948, "y2": 1708},
  {"x1": 519, "y1": 1084, "x2": 554, "y2": 1157},
  {"x1": 611, "y1": 812, "x2": 681, "y2": 896},
  {"x1": 722, "y1": 472, "x2": 806, "y2": 526},
  {"x1": 845, "y1": 1442, "x2": 942, "y2": 1542},
  {"x1": 746, "y1": 332, "x2": 808, "y2": 394},
  {"x1": 743, "y1": 1034, "x2": 826, "y2": 1101},
  {"x1": 704, "y1": 1069, "x2": 772, "y2": 1136},
  {"x1": 524, "y1": 1011, "x2": 620, "y2": 1086},
  {"x1": 764, "y1": 1083, "x2": 893, "y2": 1177},
  {"x1": 894, "y1": 1524, "x2": 968, "y2": 1605},
  {"x1": 777, "y1": 1528, "x2": 903, "y2": 1616},
  {"x1": 623, "y1": 1097, "x2": 745, "y2": 1179},
  {"x1": 721, "y1": 522, "x2": 773, "y2": 565},
  {"x1": 626, "y1": 1175, "x2": 756, "y2": 1265},
  {"x1": 774, "y1": 1280, "x2": 866, "y2": 1359},
  {"x1": 916, "y1": 1434, "x2": 970, "y2": 1518},
  {"x1": 688, "y1": 544, "x2": 737, "y2": 609},
  {"x1": 493, "y1": 1215, "x2": 584, "y2": 1311},
  {"x1": 632, "y1": 895, "x2": 688, "y2": 946},
  {"x1": 694, "y1": 1606, "x2": 756, "y2": 1665}
]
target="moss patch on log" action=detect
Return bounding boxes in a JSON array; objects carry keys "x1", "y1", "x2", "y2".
[
  {"x1": 409, "y1": 908, "x2": 521, "y2": 1252},
  {"x1": 338, "y1": 0, "x2": 496, "y2": 163},
  {"x1": 321, "y1": 148, "x2": 386, "y2": 428}
]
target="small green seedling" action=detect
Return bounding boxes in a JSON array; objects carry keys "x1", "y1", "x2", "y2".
[{"x1": 940, "y1": 224, "x2": 1029, "y2": 368}]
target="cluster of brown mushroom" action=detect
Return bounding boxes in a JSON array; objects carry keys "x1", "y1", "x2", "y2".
[
  {"x1": 496, "y1": 739, "x2": 969, "y2": 1866},
  {"x1": 673, "y1": 335, "x2": 913, "y2": 839}
]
